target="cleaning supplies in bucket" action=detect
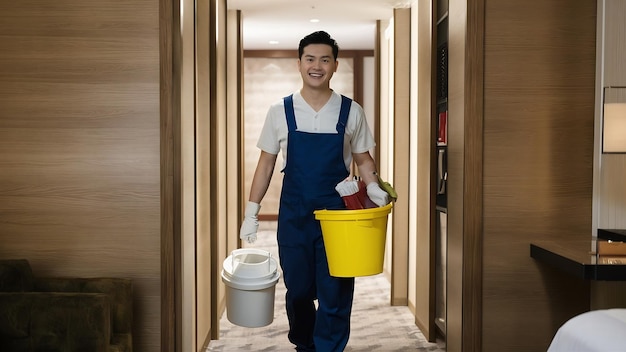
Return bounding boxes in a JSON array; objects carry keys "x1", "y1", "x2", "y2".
[
  {"x1": 335, "y1": 175, "x2": 397, "y2": 210},
  {"x1": 221, "y1": 248, "x2": 280, "y2": 327},
  {"x1": 314, "y1": 203, "x2": 393, "y2": 277},
  {"x1": 375, "y1": 173, "x2": 398, "y2": 202},
  {"x1": 335, "y1": 178, "x2": 377, "y2": 209},
  {"x1": 322, "y1": 174, "x2": 396, "y2": 276}
]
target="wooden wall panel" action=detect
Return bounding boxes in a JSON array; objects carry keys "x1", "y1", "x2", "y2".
[
  {"x1": 160, "y1": 0, "x2": 176, "y2": 349},
  {"x1": 415, "y1": 0, "x2": 435, "y2": 340},
  {"x1": 178, "y1": 0, "x2": 199, "y2": 348},
  {"x1": 461, "y1": 1, "x2": 485, "y2": 349},
  {"x1": 599, "y1": 153, "x2": 626, "y2": 228},
  {"x1": 599, "y1": 89, "x2": 626, "y2": 229},
  {"x1": 604, "y1": 0, "x2": 626, "y2": 86},
  {"x1": 0, "y1": 1, "x2": 161, "y2": 350},
  {"x1": 447, "y1": 0, "x2": 471, "y2": 349},
  {"x1": 481, "y1": 0, "x2": 596, "y2": 351},
  {"x1": 195, "y1": 0, "x2": 213, "y2": 348},
  {"x1": 225, "y1": 7, "x2": 243, "y2": 302},
  {"x1": 209, "y1": 0, "x2": 229, "y2": 345},
  {"x1": 391, "y1": 7, "x2": 411, "y2": 307}
]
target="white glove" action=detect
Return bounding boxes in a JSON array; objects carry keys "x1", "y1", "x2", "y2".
[
  {"x1": 366, "y1": 182, "x2": 389, "y2": 207},
  {"x1": 240, "y1": 201, "x2": 261, "y2": 244}
]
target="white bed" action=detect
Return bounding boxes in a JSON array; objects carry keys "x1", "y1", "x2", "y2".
[{"x1": 547, "y1": 309, "x2": 626, "y2": 352}]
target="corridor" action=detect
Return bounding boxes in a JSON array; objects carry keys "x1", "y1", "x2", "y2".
[{"x1": 207, "y1": 221, "x2": 446, "y2": 351}]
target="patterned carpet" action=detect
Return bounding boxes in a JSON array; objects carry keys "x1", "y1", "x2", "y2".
[{"x1": 208, "y1": 222, "x2": 446, "y2": 352}]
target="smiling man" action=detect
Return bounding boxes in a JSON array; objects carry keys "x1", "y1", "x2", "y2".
[{"x1": 240, "y1": 31, "x2": 388, "y2": 351}]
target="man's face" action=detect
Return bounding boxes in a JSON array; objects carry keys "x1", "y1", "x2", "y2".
[{"x1": 298, "y1": 44, "x2": 338, "y2": 90}]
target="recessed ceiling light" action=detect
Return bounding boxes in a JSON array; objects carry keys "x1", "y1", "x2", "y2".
[
  {"x1": 310, "y1": 18, "x2": 320, "y2": 23},
  {"x1": 269, "y1": 40, "x2": 279, "y2": 45}
]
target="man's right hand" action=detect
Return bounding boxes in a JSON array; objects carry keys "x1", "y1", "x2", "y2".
[{"x1": 240, "y1": 201, "x2": 261, "y2": 244}]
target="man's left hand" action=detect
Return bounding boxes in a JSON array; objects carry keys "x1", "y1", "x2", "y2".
[{"x1": 366, "y1": 182, "x2": 389, "y2": 207}]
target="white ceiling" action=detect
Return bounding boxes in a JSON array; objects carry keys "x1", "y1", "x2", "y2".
[{"x1": 227, "y1": 0, "x2": 411, "y2": 50}]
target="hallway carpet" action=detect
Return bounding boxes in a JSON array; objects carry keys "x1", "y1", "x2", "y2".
[{"x1": 207, "y1": 222, "x2": 446, "y2": 352}]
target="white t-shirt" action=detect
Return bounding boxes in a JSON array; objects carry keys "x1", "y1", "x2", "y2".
[{"x1": 257, "y1": 91, "x2": 376, "y2": 170}]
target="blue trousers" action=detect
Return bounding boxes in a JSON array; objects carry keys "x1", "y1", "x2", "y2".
[{"x1": 278, "y1": 230, "x2": 355, "y2": 351}]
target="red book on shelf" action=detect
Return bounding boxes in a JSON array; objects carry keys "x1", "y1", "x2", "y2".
[{"x1": 438, "y1": 111, "x2": 447, "y2": 145}]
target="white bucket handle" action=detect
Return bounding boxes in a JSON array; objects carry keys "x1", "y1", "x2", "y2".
[{"x1": 231, "y1": 249, "x2": 272, "y2": 275}]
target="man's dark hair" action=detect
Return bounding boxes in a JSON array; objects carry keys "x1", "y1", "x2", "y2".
[{"x1": 298, "y1": 31, "x2": 339, "y2": 60}]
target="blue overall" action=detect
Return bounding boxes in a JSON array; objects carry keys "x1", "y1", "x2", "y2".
[{"x1": 277, "y1": 94, "x2": 355, "y2": 351}]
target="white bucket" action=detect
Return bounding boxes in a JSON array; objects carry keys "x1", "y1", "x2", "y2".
[{"x1": 221, "y1": 248, "x2": 280, "y2": 328}]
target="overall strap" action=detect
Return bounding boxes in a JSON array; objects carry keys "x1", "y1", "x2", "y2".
[
  {"x1": 336, "y1": 95, "x2": 352, "y2": 134},
  {"x1": 283, "y1": 94, "x2": 297, "y2": 132}
]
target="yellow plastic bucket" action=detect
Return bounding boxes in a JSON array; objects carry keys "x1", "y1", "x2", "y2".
[{"x1": 314, "y1": 203, "x2": 393, "y2": 277}]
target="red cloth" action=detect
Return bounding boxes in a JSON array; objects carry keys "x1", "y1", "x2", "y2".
[
  {"x1": 357, "y1": 180, "x2": 377, "y2": 209},
  {"x1": 341, "y1": 192, "x2": 364, "y2": 209},
  {"x1": 338, "y1": 180, "x2": 377, "y2": 210}
]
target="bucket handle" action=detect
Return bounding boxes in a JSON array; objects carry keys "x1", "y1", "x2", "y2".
[
  {"x1": 231, "y1": 250, "x2": 273, "y2": 274},
  {"x1": 357, "y1": 219, "x2": 374, "y2": 228}
]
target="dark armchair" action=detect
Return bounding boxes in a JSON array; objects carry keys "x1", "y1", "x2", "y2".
[{"x1": 0, "y1": 259, "x2": 133, "y2": 352}]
